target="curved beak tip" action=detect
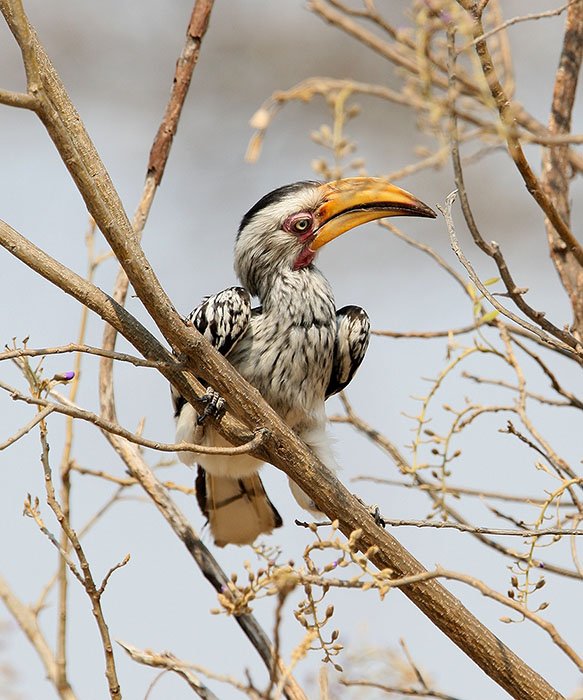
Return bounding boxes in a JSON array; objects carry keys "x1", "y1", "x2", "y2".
[
  {"x1": 311, "y1": 177, "x2": 437, "y2": 250},
  {"x1": 417, "y1": 201, "x2": 438, "y2": 219}
]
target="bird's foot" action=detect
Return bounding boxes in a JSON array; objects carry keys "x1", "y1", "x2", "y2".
[
  {"x1": 197, "y1": 387, "x2": 226, "y2": 425},
  {"x1": 355, "y1": 495, "x2": 386, "y2": 528},
  {"x1": 368, "y1": 504, "x2": 386, "y2": 528}
]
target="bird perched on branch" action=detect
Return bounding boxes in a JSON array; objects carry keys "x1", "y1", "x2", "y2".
[{"x1": 172, "y1": 177, "x2": 435, "y2": 546}]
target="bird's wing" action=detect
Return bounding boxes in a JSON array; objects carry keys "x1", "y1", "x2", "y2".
[
  {"x1": 187, "y1": 286, "x2": 252, "y2": 356},
  {"x1": 325, "y1": 305, "x2": 371, "y2": 399},
  {"x1": 171, "y1": 286, "x2": 252, "y2": 418}
]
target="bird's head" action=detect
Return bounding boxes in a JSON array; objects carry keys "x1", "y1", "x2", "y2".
[{"x1": 234, "y1": 177, "x2": 436, "y2": 297}]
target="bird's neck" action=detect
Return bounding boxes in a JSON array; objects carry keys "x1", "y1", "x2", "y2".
[{"x1": 259, "y1": 266, "x2": 336, "y2": 323}]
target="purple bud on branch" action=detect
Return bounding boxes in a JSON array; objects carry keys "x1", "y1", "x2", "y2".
[{"x1": 52, "y1": 371, "x2": 76, "y2": 382}]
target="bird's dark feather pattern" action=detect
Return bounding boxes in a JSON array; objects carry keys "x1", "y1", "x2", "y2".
[
  {"x1": 170, "y1": 286, "x2": 251, "y2": 419},
  {"x1": 187, "y1": 286, "x2": 251, "y2": 357},
  {"x1": 326, "y1": 306, "x2": 371, "y2": 398}
]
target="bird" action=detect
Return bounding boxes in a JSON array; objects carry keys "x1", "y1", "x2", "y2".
[{"x1": 172, "y1": 177, "x2": 436, "y2": 547}]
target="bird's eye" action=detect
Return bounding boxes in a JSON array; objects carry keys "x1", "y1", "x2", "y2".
[
  {"x1": 286, "y1": 215, "x2": 313, "y2": 234},
  {"x1": 293, "y1": 218, "x2": 310, "y2": 231}
]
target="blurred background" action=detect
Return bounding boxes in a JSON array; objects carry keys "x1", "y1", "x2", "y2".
[{"x1": 1, "y1": 1, "x2": 582, "y2": 698}]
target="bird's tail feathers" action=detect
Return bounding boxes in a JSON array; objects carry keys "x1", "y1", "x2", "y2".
[{"x1": 196, "y1": 467, "x2": 282, "y2": 547}]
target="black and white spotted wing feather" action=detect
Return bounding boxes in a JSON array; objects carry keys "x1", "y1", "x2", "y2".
[
  {"x1": 171, "y1": 287, "x2": 251, "y2": 418},
  {"x1": 187, "y1": 286, "x2": 252, "y2": 356},
  {"x1": 326, "y1": 305, "x2": 371, "y2": 399}
]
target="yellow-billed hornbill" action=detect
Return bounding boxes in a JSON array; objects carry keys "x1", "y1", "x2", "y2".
[{"x1": 173, "y1": 177, "x2": 435, "y2": 546}]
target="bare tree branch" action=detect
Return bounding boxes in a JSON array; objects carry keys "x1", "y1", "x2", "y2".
[
  {"x1": 0, "y1": 575, "x2": 77, "y2": 700},
  {"x1": 438, "y1": 191, "x2": 580, "y2": 360},
  {"x1": 341, "y1": 678, "x2": 463, "y2": 700},
  {"x1": 460, "y1": 1, "x2": 575, "y2": 51},
  {"x1": 541, "y1": 0, "x2": 583, "y2": 337},
  {"x1": 0, "y1": 378, "x2": 267, "y2": 455},
  {"x1": 0, "y1": 343, "x2": 175, "y2": 370},
  {"x1": 374, "y1": 518, "x2": 583, "y2": 538},
  {"x1": 456, "y1": 0, "x2": 583, "y2": 268},
  {"x1": 118, "y1": 641, "x2": 227, "y2": 700},
  {"x1": 35, "y1": 417, "x2": 121, "y2": 699},
  {"x1": 0, "y1": 404, "x2": 54, "y2": 450},
  {"x1": 445, "y1": 27, "x2": 583, "y2": 355}
]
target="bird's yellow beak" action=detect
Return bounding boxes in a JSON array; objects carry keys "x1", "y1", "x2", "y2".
[{"x1": 310, "y1": 177, "x2": 436, "y2": 251}]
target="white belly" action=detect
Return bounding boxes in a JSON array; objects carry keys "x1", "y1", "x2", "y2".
[{"x1": 175, "y1": 402, "x2": 263, "y2": 478}]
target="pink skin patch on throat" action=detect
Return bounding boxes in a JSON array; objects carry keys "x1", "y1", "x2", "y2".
[{"x1": 293, "y1": 244, "x2": 316, "y2": 270}]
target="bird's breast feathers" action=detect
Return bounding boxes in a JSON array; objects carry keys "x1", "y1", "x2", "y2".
[
  {"x1": 228, "y1": 312, "x2": 336, "y2": 425},
  {"x1": 222, "y1": 268, "x2": 337, "y2": 426}
]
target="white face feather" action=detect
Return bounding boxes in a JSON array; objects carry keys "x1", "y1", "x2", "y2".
[{"x1": 234, "y1": 184, "x2": 323, "y2": 297}]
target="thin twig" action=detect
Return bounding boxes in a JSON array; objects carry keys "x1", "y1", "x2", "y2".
[
  {"x1": 0, "y1": 378, "x2": 268, "y2": 456},
  {"x1": 445, "y1": 27, "x2": 582, "y2": 355},
  {"x1": 373, "y1": 323, "x2": 482, "y2": 339},
  {"x1": 377, "y1": 518, "x2": 583, "y2": 537},
  {"x1": 0, "y1": 575, "x2": 77, "y2": 700},
  {"x1": 0, "y1": 404, "x2": 54, "y2": 449},
  {"x1": 461, "y1": 371, "x2": 575, "y2": 408},
  {"x1": 0, "y1": 342, "x2": 175, "y2": 370},
  {"x1": 456, "y1": 0, "x2": 583, "y2": 267},
  {"x1": 118, "y1": 642, "x2": 220, "y2": 700},
  {"x1": 350, "y1": 475, "x2": 576, "y2": 508},
  {"x1": 36, "y1": 415, "x2": 121, "y2": 698},
  {"x1": 24, "y1": 498, "x2": 85, "y2": 586},
  {"x1": 336, "y1": 396, "x2": 582, "y2": 580},
  {"x1": 0, "y1": 87, "x2": 39, "y2": 108},
  {"x1": 438, "y1": 191, "x2": 579, "y2": 359},
  {"x1": 460, "y1": 1, "x2": 574, "y2": 52},
  {"x1": 56, "y1": 219, "x2": 97, "y2": 694},
  {"x1": 541, "y1": 0, "x2": 583, "y2": 337},
  {"x1": 341, "y1": 678, "x2": 464, "y2": 700}
]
